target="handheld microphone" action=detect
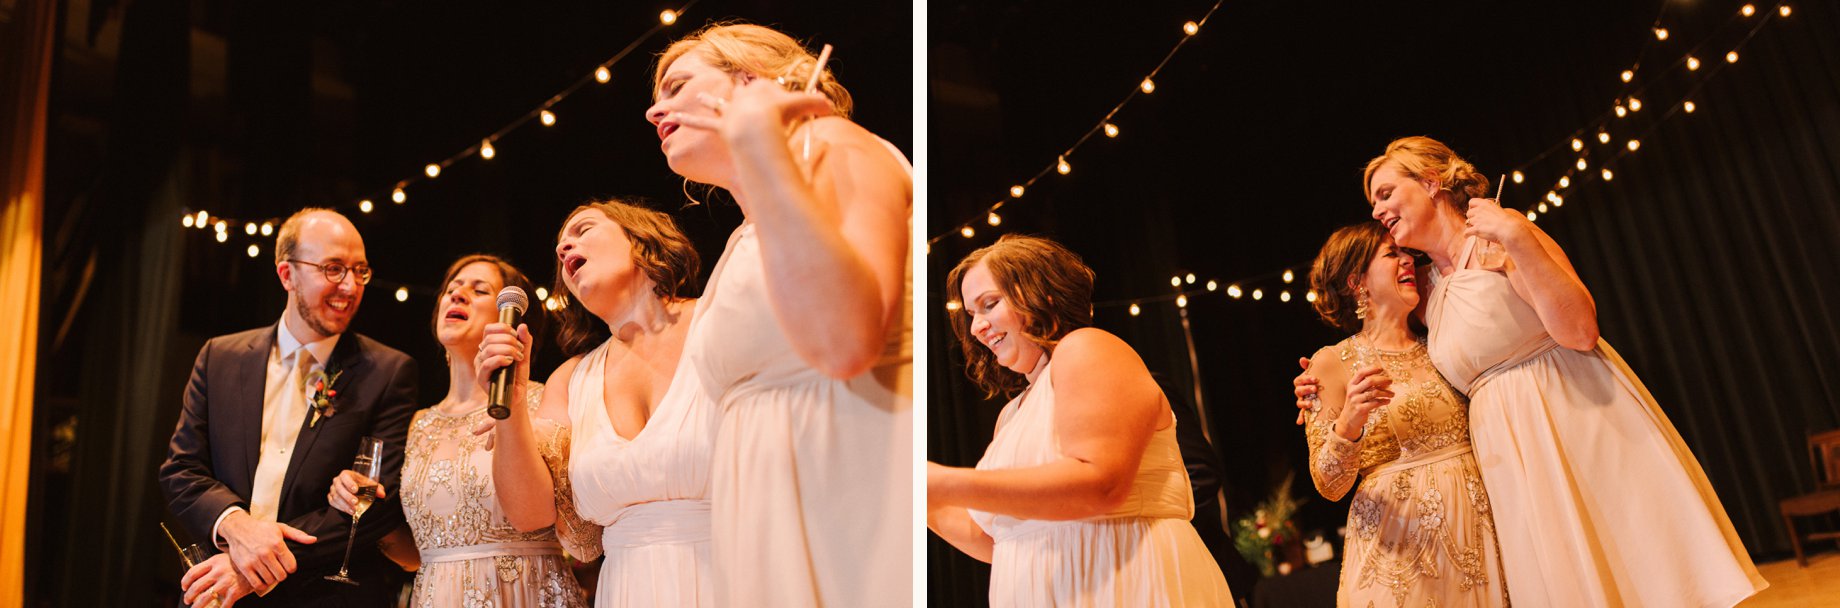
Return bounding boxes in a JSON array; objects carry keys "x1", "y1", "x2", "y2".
[{"x1": 486, "y1": 286, "x2": 529, "y2": 420}]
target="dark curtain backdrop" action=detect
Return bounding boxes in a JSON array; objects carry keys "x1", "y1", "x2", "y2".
[{"x1": 928, "y1": 0, "x2": 1840, "y2": 605}]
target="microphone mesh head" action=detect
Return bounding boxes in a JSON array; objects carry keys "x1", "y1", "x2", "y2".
[{"x1": 496, "y1": 286, "x2": 529, "y2": 313}]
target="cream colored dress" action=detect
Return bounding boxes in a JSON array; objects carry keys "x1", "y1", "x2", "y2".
[
  {"x1": 400, "y1": 382, "x2": 599, "y2": 607},
  {"x1": 690, "y1": 220, "x2": 912, "y2": 607},
  {"x1": 1306, "y1": 337, "x2": 1507, "y2": 607},
  {"x1": 567, "y1": 338, "x2": 717, "y2": 608},
  {"x1": 968, "y1": 359, "x2": 1234, "y2": 607},
  {"x1": 1425, "y1": 237, "x2": 1766, "y2": 607}
]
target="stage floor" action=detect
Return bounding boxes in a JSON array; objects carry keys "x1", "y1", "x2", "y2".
[{"x1": 1741, "y1": 550, "x2": 1840, "y2": 607}]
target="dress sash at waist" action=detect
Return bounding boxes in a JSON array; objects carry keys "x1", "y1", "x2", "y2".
[
  {"x1": 987, "y1": 513, "x2": 1186, "y2": 544},
  {"x1": 1468, "y1": 336, "x2": 1561, "y2": 396},
  {"x1": 420, "y1": 540, "x2": 563, "y2": 564},
  {"x1": 602, "y1": 499, "x2": 711, "y2": 549},
  {"x1": 1362, "y1": 443, "x2": 1474, "y2": 479}
]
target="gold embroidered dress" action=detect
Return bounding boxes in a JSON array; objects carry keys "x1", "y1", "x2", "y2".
[
  {"x1": 400, "y1": 382, "x2": 601, "y2": 607},
  {"x1": 1305, "y1": 337, "x2": 1507, "y2": 608}
]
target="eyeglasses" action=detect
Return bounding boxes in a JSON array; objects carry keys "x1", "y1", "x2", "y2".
[{"x1": 288, "y1": 259, "x2": 374, "y2": 286}]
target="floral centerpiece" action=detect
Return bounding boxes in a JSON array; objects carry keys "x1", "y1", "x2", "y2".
[{"x1": 1232, "y1": 471, "x2": 1307, "y2": 577}]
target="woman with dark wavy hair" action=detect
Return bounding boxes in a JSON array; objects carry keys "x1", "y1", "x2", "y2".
[
  {"x1": 327, "y1": 253, "x2": 595, "y2": 607},
  {"x1": 477, "y1": 199, "x2": 717, "y2": 607},
  {"x1": 1299, "y1": 222, "x2": 1507, "y2": 606},
  {"x1": 929, "y1": 234, "x2": 1232, "y2": 606}
]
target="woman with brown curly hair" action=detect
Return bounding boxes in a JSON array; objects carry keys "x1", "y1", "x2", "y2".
[
  {"x1": 476, "y1": 200, "x2": 717, "y2": 607},
  {"x1": 929, "y1": 234, "x2": 1232, "y2": 606},
  {"x1": 1299, "y1": 222, "x2": 1507, "y2": 606},
  {"x1": 327, "y1": 253, "x2": 596, "y2": 607},
  {"x1": 645, "y1": 22, "x2": 911, "y2": 606},
  {"x1": 1300, "y1": 136, "x2": 1764, "y2": 606}
]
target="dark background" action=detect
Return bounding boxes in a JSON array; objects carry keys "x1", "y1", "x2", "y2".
[
  {"x1": 28, "y1": 0, "x2": 909, "y2": 605},
  {"x1": 929, "y1": 0, "x2": 1840, "y2": 605}
]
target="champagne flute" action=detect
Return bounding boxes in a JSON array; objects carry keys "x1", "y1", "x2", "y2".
[
  {"x1": 325, "y1": 436, "x2": 383, "y2": 586},
  {"x1": 163, "y1": 522, "x2": 220, "y2": 607},
  {"x1": 1475, "y1": 175, "x2": 1509, "y2": 269}
]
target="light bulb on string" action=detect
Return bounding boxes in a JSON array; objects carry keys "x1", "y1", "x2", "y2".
[
  {"x1": 1206, "y1": 280, "x2": 1218, "y2": 292},
  {"x1": 1654, "y1": 27, "x2": 1669, "y2": 40},
  {"x1": 1572, "y1": 138, "x2": 1584, "y2": 151},
  {"x1": 1306, "y1": 290, "x2": 1318, "y2": 303},
  {"x1": 1615, "y1": 104, "x2": 1627, "y2": 118},
  {"x1": 1780, "y1": 5, "x2": 1792, "y2": 17},
  {"x1": 1251, "y1": 288, "x2": 1264, "y2": 301},
  {"x1": 480, "y1": 139, "x2": 496, "y2": 160},
  {"x1": 1227, "y1": 284, "x2": 1243, "y2": 299},
  {"x1": 1576, "y1": 158, "x2": 1588, "y2": 171},
  {"x1": 1280, "y1": 290, "x2": 1292, "y2": 303},
  {"x1": 660, "y1": 9, "x2": 678, "y2": 25},
  {"x1": 1601, "y1": 168, "x2": 1614, "y2": 181},
  {"x1": 1103, "y1": 123, "x2": 1119, "y2": 138},
  {"x1": 595, "y1": 66, "x2": 611, "y2": 83},
  {"x1": 182, "y1": 214, "x2": 195, "y2": 228},
  {"x1": 1538, "y1": 202, "x2": 1550, "y2": 214},
  {"x1": 536, "y1": 287, "x2": 549, "y2": 301},
  {"x1": 945, "y1": 300, "x2": 961, "y2": 312},
  {"x1": 425, "y1": 163, "x2": 441, "y2": 178},
  {"x1": 244, "y1": 223, "x2": 257, "y2": 236},
  {"x1": 1140, "y1": 78, "x2": 1156, "y2": 94},
  {"x1": 393, "y1": 187, "x2": 406, "y2": 204},
  {"x1": 395, "y1": 287, "x2": 409, "y2": 302},
  {"x1": 214, "y1": 220, "x2": 227, "y2": 233},
  {"x1": 360, "y1": 199, "x2": 374, "y2": 214},
  {"x1": 1741, "y1": 4, "x2": 1755, "y2": 17},
  {"x1": 1552, "y1": 194, "x2": 1564, "y2": 207},
  {"x1": 195, "y1": 210, "x2": 209, "y2": 227},
  {"x1": 1687, "y1": 56, "x2": 1700, "y2": 71},
  {"x1": 540, "y1": 110, "x2": 557, "y2": 126},
  {"x1": 261, "y1": 222, "x2": 274, "y2": 236},
  {"x1": 1170, "y1": 276, "x2": 1182, "y2": 288},
  {"x1": 1010, "y1": 185, "x2": 1025, "y2": 198},
  {"x1": 1626, "y1": 139, "x2": 1640, "y2": 151},
  {"x1": 1726, "y1": 51, "x2": 1739, "y2": 63},
  {"x1": 1185, "y1": 273, "x2": 1196, "y2": 285},
  {"x1": 987, "y1": 211, "x2": 1002, "y2": 226},
  {"x1": 1628, "y1": 97, "x2": 1642, "y2": 112},
  {"x1": 1527, "y1": 211, "x2": 1538, "y2": 221},
  {"x1": 247, "y1": 244, "x2": 260, "y2": 258},
  {"x1": 1559, "y1": 176, "x2": 1571, "y2": 188},
  {"x1": 1057, "y1": 156, "x2": 1071, "y2": 175},
  {"x1": 215, "y1": 231, "x2": 228, "y2": 243},
  {"x1": 1129, "y1": 303, "x2": 1141, "y2": 316},
  {"x1": 1620, "y1": 70, "x2": 1634, "y2": 83},
  {"x1": 1176, "y1": 295, "x2": 1189, "y2": 308},
  {"x1": 960, "y1": 226, "x2": 975, "y2": 238},
  {"x1": 1546, "y1": 191, "x2": 1558, "y2": 203},
  {"x1": 1512, "y1": 171, "x2": 1524, "y2": 184},
  {"x1": 1183, "y1": 20, "x2": 1199, "y2": 36},
  {"x1": 1282, "y1": 269, "x2": 1294, "y2": 284},
  {"x1": 1598, "y1": 131, "x2": 1610, "y2": 144},
  {"x1": 1684, "y1": 100, "x2": 1697, "y2": 113}
]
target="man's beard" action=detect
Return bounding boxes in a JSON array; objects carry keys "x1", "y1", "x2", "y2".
[{"x1": 294, "y1": 290, "x2": 349, "y2": 338}]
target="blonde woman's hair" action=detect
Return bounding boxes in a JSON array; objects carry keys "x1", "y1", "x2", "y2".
[
  {"x1": 653, "y1": 22, "x2": 853, "y2": 119},
  {"x1": 1361, "y1": 136, "x2": 1492, "y2": 213}
]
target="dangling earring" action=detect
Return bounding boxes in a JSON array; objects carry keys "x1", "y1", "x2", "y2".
[{"x1": 1354, "y1": 286, "x2": 1371, "y2": 320}]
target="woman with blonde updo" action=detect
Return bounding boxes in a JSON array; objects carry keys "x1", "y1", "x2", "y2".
[
  {"x1": 1297, "y1": 136, "x2": 1765, "y2": 606},
  {"x1": 929, "y1": 235, "x2": 1233, "y2": 607},
  {"x1": 645, "y1": 22, "x2": 911, "y2": 606}
]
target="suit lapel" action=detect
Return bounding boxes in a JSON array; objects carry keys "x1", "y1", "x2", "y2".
[
  {"x1": 235, "y1": 326, "x2": 278, "y2": 480},
  {"x1": 277, "y1": 333, "x2": 370, "y2": 512}
]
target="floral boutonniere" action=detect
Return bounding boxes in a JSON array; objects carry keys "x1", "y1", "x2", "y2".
[{"x1": 305, "y1": 364, "x2": 344, "y2": 429}]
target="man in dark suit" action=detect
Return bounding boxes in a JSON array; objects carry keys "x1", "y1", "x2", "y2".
[{"x1": 161, "y1": 208, "x2": 417, "y2": 606}]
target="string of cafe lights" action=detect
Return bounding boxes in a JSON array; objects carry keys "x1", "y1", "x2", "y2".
[
  {"x1": 945, "y1": 1, "x2": 1797, "y2": 316},
  {"x1": 924, "y1": 0, "x2": 1226, "y2": 250},
  {"x1": 173, "y1": 3, "x2": 701, "y2": 308}
]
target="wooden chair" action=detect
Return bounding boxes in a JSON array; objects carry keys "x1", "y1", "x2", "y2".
[{"x1": 1781, "y1": 428, "x2": 1840, "y2": 567}]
